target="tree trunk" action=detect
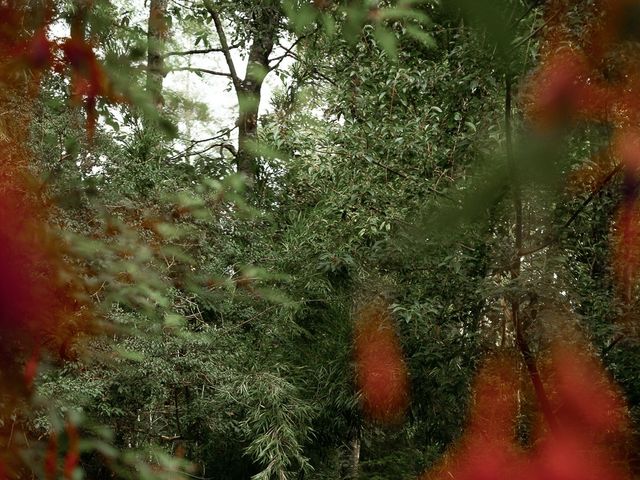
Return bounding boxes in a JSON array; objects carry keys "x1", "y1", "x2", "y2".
[
  {"x1": 146, "y1": 0, "x2": 169, "y2": 109},
  {"x1": 235, "y1": 16, "x2": 277, "y2": 185},
  {"x1": 70, "y1": 0, "x2": 89, "y2": 43},
  {"x1": 504, "y1": 73, "x2": 557, "y2": 431},
  {"x1": 205, "y1": 1, "x2": 280, "y2": 188},
  {"x1": 347, "y1": 435, "x2": 360, "y2": 479},
  {"x1": 68, "y1": 0, "x2": 89, "y2": 168}
]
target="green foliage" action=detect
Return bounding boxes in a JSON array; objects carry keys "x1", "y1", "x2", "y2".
[{"x1": 15, "y1": 0, "x2": 640, "y2": 478}]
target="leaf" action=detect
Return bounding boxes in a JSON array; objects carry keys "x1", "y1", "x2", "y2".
[
  {"x1": 380, "y1": 7, "x2": 431, "y2": 25},
  {"x1": 405, "y1": 25, "x2": 436, "y2": 48},
  {"x1": 374, "y1": 26, "x2": 398, "y2": 61},
  {"x1": 114, "y1": 346, "x2": 145, "y2": 362}
]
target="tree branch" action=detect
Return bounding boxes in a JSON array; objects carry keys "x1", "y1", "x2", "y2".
[
  {"x1": 168, "y1": 142, "x2": 237, "y2": 162},
  {"x1": 518, "y1": 161, "x2": 622, "y2": 256},
  {"x1": 268, "y1": 50, "x2": 299, "y2": 66},
  {"x1": 310, "y1": 68, "x2": 338, "y2": 87},
  {"x1": 602, "y1": 333, "x2": 625, "y2": 356},
  {"x1": 202, "y1": 0, "x2": 242, "y2": 91},
  {"x1": 269, "y1": 27, "x2": 318, "y2": 71},
  {"x1": 168, "y1": 66, "x2": 232, "y2": 77},
  {"x1": 188, "y1": 127, "x2": 236, "y2": 146},
  {"x1": 164, "y1": 44, "x2": 240, "y2": 57}
]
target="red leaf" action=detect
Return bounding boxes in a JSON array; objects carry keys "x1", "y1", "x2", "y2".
[
  {"x1": 63, "y1": 423, "x2": 79, "y2": 479},
  {"x1": 354, "y1": 301, "x2": 409, "y2": 423}
]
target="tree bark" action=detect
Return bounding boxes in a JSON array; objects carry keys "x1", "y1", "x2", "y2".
[
  {"x1": 235, "y1": 20, "x2": 276, "y2": 184},
  {"x1": 206, "y1": 1, "x2": 279, "y2": 187},
  {"x1": 146, "y1": 0, "x2": 169, "y2": 109},
  {"x1": 70, "y1": 0, "x2": 89, "y2": 43},
  {"x1": 347, "y1": 436, "x2": 360, "y2": 479},
  {"x1": 68, "y1": 0, "x2": 90, "y2": 167}
]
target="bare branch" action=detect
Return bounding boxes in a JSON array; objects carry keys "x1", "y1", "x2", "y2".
[
  {"x1": 164, "y1": 44, "x2": 240, "y2": 57},
  {"x1": 188, "y1": 127, "x2": 237, "y2": 146},
  {"x1": 309, "y1": 68, "x2": 338, "y2": 87},
  {"x1": 269, "y1": 26, "x2": 321, "y2": 72},
  {"x1": 269, "y1": 50, "x2": 299, "y2": 65},
  {"x1": 216, "y1": 143, "x2": 237, "y2": 156},
  {"x1": 168, "y1": 66, "x2": 232, "y2": 77},
  {"x1": 167, "y1": 138, "x2": 238, "y2": 162},
  {"x1": 268, "y1": 28, "x2": 318, "y2": 71}
]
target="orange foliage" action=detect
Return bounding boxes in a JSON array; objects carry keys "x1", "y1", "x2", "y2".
[
  {"x1": 525, "y1": 48, "x2": 612, "y2": 126},
  {"x1": 354, "y1": 300, "x2": 410, "y2": 423}
]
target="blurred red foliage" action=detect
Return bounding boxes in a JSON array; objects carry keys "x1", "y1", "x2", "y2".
[
  {"x1": 62, "y1": 37, "x2": 114, "y2": 138},
  {"x1": 63, "y1": 423, "x2": 80, "y2": 479},
  {"x1": 44, "y1": 432, "x2": 58, "y2": 480},
  {"x1": 0, "y1": 2, "x2": 106, "y2": 476},
  {"x1": 423, "y1": 345, "x2": 632, "y2": 480},
  {"x1": 354, "y1": 300, "x2": 410, "y2": 423},
  {"x1": 524, "y1": 0, "x2": 640, "y2": 299}
]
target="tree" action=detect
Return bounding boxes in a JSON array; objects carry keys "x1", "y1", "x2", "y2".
[{"x1": 204, "y1": 0, "x2": 276, "y2": 184}]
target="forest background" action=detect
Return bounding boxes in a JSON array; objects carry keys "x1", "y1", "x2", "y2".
[{"x1": 1, "y1": 0, "x2": 640, "y2": 479}]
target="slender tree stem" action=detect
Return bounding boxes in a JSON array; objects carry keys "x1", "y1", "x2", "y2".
[
  {"x1": 203, "y1": 0, "x2": 241, "y2": 92},
  {"x1": 505, "y1": 72, "x2": 557, "y2": 430}
]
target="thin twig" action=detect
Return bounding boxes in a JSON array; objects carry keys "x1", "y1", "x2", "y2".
[{"x1": 269, "y1": 26, "x2": 319, "y2": 71}]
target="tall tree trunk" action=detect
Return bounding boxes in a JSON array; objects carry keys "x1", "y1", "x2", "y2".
[
  {"x1": 146, "y1": 0, "x2": 169, "y2": 109},
  {"x1": 206, "y1": 2, "x2": 280, "y2": 187},
  {"x1": 68, "y1": 0, "x2": 90, "y2": 170},
  {"x1": 504, "y1": 73, "x2": 557, "y2": 430},
  {"x1": 235, "y1": 18, "x2": 276, "y2": 184},
  {"x1": 70, "y1": 0, "x2": 89, "y2": 43}
]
